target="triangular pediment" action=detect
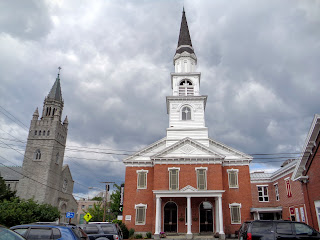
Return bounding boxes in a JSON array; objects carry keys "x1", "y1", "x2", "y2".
[
  {"x1": 180, "y1": 185, "x2": 197, "y2": 192},
  {"x1": 152, "y1": 137, "x2": 225, "y2": 159}
]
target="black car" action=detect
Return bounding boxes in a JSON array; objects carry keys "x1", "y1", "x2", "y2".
[
  {"x1": 78, "y1": 223, "x2": 122, "y2": 240},
  {"x1": 238, "y1": 220, "x2": 320, "y2": 240}
]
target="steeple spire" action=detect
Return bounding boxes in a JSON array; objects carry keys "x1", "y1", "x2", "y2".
[
  {"x1": 176, "y1": 8, "x2": 194, "y2": 55},
  {"x1": 47, "y1": 67, "x2": 63, "y2": 102}
]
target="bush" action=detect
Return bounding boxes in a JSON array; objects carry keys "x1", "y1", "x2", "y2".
[
  {"x1": 135, "y1": 234, "x2": 143, "y2": 239},
  {"x1": 129, "y1": 228, "x2": 135, "y2": 238},
  {"x1": 146, "y1": 232, "x2": 152, "y2": 238}
]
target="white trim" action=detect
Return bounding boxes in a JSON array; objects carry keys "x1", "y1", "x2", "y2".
[
  {"x1": 227, "y1": 169, "x2": 239, "y2": 189},
  {"x1": 168, "y1": 167, "x2": 180, "y2": 171},
  {"x1": 257, "y1": 184, "x2": 269, "y2": 187},
  {"x1": 135, "y1": 204, "x2": 147, "y2": 226},
  {"x1": 229, "y1": 203, "x2": 241, "y2": 224},
  {"x1": 196, "y1": 167, "x2": 207, "y2": 190},
  {"x1": 168, "y1": 168, "x2": 180, "y2": 190},
  {"x1": 284, "y1": 177, "x2": 290, "y2": 180},
  {"x1": 273, "y1": 182, "x2": 278, "y2": 185},
  {"x1": 137, "y1": 170, "x2": 148, "y2": 190},
  {"x1": 257, "y1": 186, "x2": 269, "y2": 202}
]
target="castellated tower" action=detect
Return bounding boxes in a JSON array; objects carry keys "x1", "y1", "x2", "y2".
[{"x1": 17, "y1": 72, "x2": 69, "y2": 207}]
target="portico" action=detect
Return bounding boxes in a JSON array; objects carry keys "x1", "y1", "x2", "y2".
[{"x1": 153, "y1": 186, "x2": 225, "y2": 239}]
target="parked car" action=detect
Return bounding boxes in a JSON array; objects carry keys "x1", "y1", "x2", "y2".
[
  {"x1": 238, "y1": 220, "x2": 320, "y2": 240},
  {"x1": 78, "y1": 223, "x2": 123, "y2": 240},
  {"x1": 10, "y1": 223, "x2": 88, "y2": 240},
  {"x1": 0, "y1": 225, "x2": 26, "y2": 240}
]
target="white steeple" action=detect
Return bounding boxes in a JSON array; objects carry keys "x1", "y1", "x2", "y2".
[{"x1": 166, "y1": 9, "x2": 209, "y2": 147}]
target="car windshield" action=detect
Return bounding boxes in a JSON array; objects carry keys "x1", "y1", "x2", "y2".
[{"x1": 0, "y1": 227, "x2": 26, "y2": 240}]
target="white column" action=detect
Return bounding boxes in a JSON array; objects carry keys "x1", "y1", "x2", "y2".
[
  {"x1": 187, "y1": 196, "x2": 192, "y2": 234},
  {"x1": 155, "y1": 197, "x2": 161, "y2": 234},
  {"x1": 159, "y1": 198, "x2": 162, "y2": 232},
  {"x1": 215, "y1": 197, "x2": 220, "y2": 233},
  {"x1": 218, "y1": 196, "x2": 224, "y2": 234}
]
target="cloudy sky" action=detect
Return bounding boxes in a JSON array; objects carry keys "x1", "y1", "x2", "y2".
[{"x1": 1, "y1": 0, "x2": 320, "y2": 198}]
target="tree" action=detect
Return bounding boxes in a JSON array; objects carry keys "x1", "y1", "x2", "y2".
[
  {"x1": 110, "y1": 183, "x2": 122, "y2": 215},
  {"x1": 84, "y1": 202, "x2": 104, "y2": 222},
  {"x1": 0, "y1": 176, "x2": 16, "y2": 201},
  {"x1": 0, "y1": 198, "x2": 60, "y2": 227},
  {"x1": 91, "y1": 196, "x2": 103, "y2": 201}
]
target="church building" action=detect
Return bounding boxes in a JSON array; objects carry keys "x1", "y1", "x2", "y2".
[
  {"x1": 122, "y1": 10, "x2": 253, "y2": 239},
  {"x1": 0, "y1": 71, "x2": 77, "y2": 223}
]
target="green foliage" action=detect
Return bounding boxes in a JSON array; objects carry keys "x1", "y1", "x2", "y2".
[
  {"x1": 84, "y1": 202, "x2": 104, "y2": 222},
  {"x1": 110, "y1": 183, "x2": 122, "y2": 215},
  {"x1": 0, "y1": 197, "x2": 60, "y2": 227},
  {"x1": 146, "y1": 232, "x2": 152, "y2": 238},
  {"x1": 0, "y1": 176, "x2": 16, "y2": 201},
  {"x1": 129, "y1": 228, "x2": 135, "y2": 238},
  {"x1": 91, "y1": 196, "x2": 103, "y2": 201},
  {"x1": 135, "y1": 234, "x2": 143, "y2": 239}
]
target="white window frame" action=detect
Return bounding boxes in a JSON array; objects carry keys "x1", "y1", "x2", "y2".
[
  {"x1": 229, "y1": 203, "x2": 241, "y2": 224},
  {"x1": 136, "y1": 170, "x2": 148, "y2": 189},
  {"x1": 274, "y1": 183, "x2": 280, "y2": 201},
  {"x1": 180, "y1": 105, "x2": 192, "y2": 121},
  {"x1": 179, "y1": 79, "x2": 194, "y2": 96},
  {"x1": 168, "y1": 167, "x2": 180, "y2": 190},
  {"x1": 135, "y1": 203, "x2": 147, "y2": 225},
  {"x1": 227, "y1": 169, "x2": 239, "y2": 188},
  {"x1": 257, "y1": 185, "x2": 269, "y2": 202},
  {"x1": 195, "y1": 167, "x2": 208, "y2": 190}
]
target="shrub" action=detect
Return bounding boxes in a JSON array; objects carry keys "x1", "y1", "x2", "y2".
[
  {"x1": 129, "y1": 228, "x2": 135, "y2": 238},
  {"x1": 146, "y1": 232, "x2": 152, "y2": 238},
  {"x1": 135, "y1": 234, "x2": 143, "y2": 239}
]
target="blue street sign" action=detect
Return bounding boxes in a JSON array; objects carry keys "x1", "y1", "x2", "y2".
[{"x1": 66, "y1": 212, "x2": 75, "y2": 218}]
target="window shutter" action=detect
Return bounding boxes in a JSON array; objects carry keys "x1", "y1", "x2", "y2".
[
  {"x1": 170, "y1": 169, "x2": 178, "y2": 190},
  {"x1": 136, "y1": 207, "x2": 145, "y2": 224},
  {"x1": 229, "y1": 171, "x2": 238, "y2": 188},
  {"x1": 138, "y1": 172, "x2": 146, "y2": 189},
  {"x1": 231, "y1": 206, "x2": 240, "y2": 223},
  {"x1": 197, "y1": 169, "x2": 206, "y2": 190}
]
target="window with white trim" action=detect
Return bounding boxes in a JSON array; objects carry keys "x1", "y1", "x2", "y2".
[
  {"x1": 136, "y1": 170, "x2": 148, "y2": 189},
  {"x1": 169, "y1": 168, "x2": 180, "y2": 190},
  {"x1": 179, "y1": 79, "x2": 194, "y2": 96},
  {"x1": 135, "y1": 204, "x2": 147, "y2": 225},
  {"x1": 229, "y1": 203, "x2": 241, "y2": 224},
  {"x1": 181, "y1": 106, "x2": 191, "y2": 120},
  {"x1": 227, "y1": 169, "x2": 239, "y2": 188},
  {"x1": 196, "y1": 167, "x2": 207, "y2": 190},
  {"x1": 257, "y1": 186, "x2": 269, "y2": 202},
  {"x1": 274, "y1": 183, "x2": 280, "y2": 201}
]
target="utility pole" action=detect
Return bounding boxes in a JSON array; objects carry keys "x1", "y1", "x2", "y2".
[{"x1": 101, "y1": 181, "x2": 115, "y2": 222}]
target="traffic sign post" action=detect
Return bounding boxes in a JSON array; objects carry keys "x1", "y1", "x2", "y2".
[{"x1": 66, "y1": 212, "x2": 75, "y2": 218}]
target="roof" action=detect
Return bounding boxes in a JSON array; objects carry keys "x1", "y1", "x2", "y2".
[
  {"x1": 0, "y1": 166, "x2": 22, "y2": 181},
  {"x1": 47, "y1": 76, "x2": 63, "y2": 102},
  {"x1": 176, "y1": 9, "x2": 194, "y2": 55},
  {"x1": 292, "y1": 114, "x2": 320, "y2": 180}
]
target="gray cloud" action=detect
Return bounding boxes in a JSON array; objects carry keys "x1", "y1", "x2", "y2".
[{"x1": 0, "y1": 0, "x2": 319, "y2": 196}]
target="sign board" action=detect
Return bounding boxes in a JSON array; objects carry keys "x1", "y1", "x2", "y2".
[
  {"x1": 300, "y1": 207, "x2": 305, "y2": 222},
  {"x1": 66, "y1": 212, "x2": 75, "y2": 218},
  {"x1": 120, "y1": 184, "x2": 124, "y2": 206},
  {"x1": 125, "y1": 215, "x2": 131, "y2": 221},
  {"x1": 83, "y1": 213, "x2": 92, "y2": 222},
  {"x1": 119, "y1": 207, "x2": 123, "y2": 212}
]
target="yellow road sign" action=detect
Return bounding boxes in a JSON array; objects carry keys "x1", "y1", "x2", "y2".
[{"x1": 83, "y1": 213, "x2": 92, "y2": 222}]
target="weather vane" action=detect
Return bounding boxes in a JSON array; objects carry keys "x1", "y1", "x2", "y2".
[{"x1": 58, "y1": 66, "x2": 62, "y2": 77}]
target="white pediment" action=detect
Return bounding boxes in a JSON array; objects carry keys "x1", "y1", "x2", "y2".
[
  {"x1": 151, "y1": 137, "x2": 225, "y2": 159},
  {"x1": 180, "y1": 185, "x2": 198, "y2": 192}
]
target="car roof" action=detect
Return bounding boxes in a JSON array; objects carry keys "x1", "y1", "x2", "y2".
[{"x1": 11, "y1": 224, "x2": 72, "y2": 229}]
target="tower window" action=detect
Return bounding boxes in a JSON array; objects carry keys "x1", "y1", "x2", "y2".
[
  {"x1": 43, "y1": 131, "x2": 45, "y2": 136},
  {"x1": 34, "y1": 149, "x2": 41, "y2": 160},
  {"x1": 47, "y1": 130, "x2": 50, "y2": 136},
  {"x1": 181, "y1": 106, "x2": 191, "y2": 120},
  {"x1": 35, "y1": 130, "x2": 37, "y2": 135},
  {"x1": 179, "y1": 79, "x2": 194, "y2": 96},
  {"x1": 52, "y1": 108, "x2": 56, "y2": 116},
  {"x1": 39, "y1": 130, "x2": 41, "y2": 135},
  {"x1": 49, "y1": 107, "x2": 51, "y2": 116},
  {"x1": 56, "y1": 152, "x2": 59, "y2": 164},
  {"x1": 46, "y1": 107, "x2": 49, "y2": 116}
]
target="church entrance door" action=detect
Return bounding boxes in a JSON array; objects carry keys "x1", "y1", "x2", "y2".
[
  {"x1": 199, "y1": 201, "x2": 213, "y2": 232},
  {"x1": 164, "y1": 202, "x2": 177, "y2": 233}
]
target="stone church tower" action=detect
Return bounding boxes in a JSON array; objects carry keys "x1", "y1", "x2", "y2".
[{"x1": 17, "y1": 71, "x2": 69, "y2": 208}]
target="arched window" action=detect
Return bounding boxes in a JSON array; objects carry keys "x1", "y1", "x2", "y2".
[
  {"x1": 47, "y1": 130, "x2": 50, "y2": 136},
  {"x1": 39, "y1": 130, "x2": 41, "y2": 135},
  {"x1": 49, "y1": 107, "x2": 51, "y2": 116},
  {"x1": 46, "y1": 107, "x2": 49, "y2": 116},
  {"x1": 43, "y1": 130, "x2": 46, "y2": 136},
  {"x1": 179, "y1": 79, "x2": 194, "y2": 96},
  {"x1": 52, "y1": 108, "x2": 56, "y2": 116},
  {"x1": 35, "y1": 149, "x2": 41, "y2": 160},
  {"x1": 35, "y1": 130, "x2": 37, "y2": 135},
  {"x1": 181, "y1": 106, "x2": 191, "y2": 120}
]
